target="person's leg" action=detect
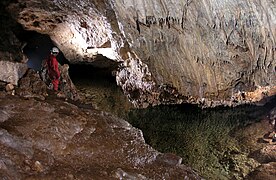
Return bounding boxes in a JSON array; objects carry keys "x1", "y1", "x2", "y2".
[
  {"x1": 52, "y1": 78, "x2": 59, "y2": 91},
  {"x1": 273, "y1": 119, "x2": 276, "y2": 142},
  {"x1": 274, "y1": 119, "x2": 276, "y2": 132}
]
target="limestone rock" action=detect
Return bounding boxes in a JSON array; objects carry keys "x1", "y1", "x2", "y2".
[
  {"x1": 17, "y1": 68, "x2": 47, "y2": 99},
  {"x1": 0, "y1": 61, "x2": 28, "y2": 85},
  {"x1": 33, "y1": 161, "x2": 43, "y2": 172},
  {"x1": 245, "y1": 162, "x2": 276, "y2": 180},
  {"x1": 113, "y1": 0, "x2": 276, "y2": 106},
  {"x1": 254, "y1": 145, "x2": 276, "y2": 163},
  {"x1": 5, "y1": 83, "x2": 14, "y2": 92},
  {"x1": 155, "y1": 153, "x2": 183, "y2": 166},
  {"x1": 5, "y1": 0, "x2": 276, "y2": 107},
  {"x1": 0, "y1": 2, "x2": 25, "y2": 63},
  {"x1": 0, "y1": 107, "x2": 11, "y2": 123},
  {"x1": 0, "y1": 94, "x2": 201, "y2": 179},
  {"x1": 58, "y1": 64, "x2": 79, "y2": 101}
]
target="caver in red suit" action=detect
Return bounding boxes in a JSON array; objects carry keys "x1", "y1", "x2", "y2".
[{"x1": 47, "y1": 47, "x2": 60, "y2": 91}]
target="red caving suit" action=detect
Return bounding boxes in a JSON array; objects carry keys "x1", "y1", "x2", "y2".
[{"x1": 47, "y1": 54, "x2": 60, "y2": 91}]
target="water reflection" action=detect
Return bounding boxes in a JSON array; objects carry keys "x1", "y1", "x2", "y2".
[{"x1": 126, "y1": 102, "x2": 274, "y2": 179}]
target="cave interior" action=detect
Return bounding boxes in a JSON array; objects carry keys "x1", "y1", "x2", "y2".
[{"x1": 19, "y1": 30, "x2": 119, "y2": 86}]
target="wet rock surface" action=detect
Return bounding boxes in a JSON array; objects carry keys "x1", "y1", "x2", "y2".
[
  {"x1": 254, "y1": 145, "x2": 276, "y2": 163},
  {"x1": 246, "y1": 162, "x2": 276, "y2": 180},
  {"x1": 58, "y1": 64, "x2": 79, "y2": 101},
  {"x1": 233, "y1": 119, "x2": 276, "y2": 179},
  {"x1": 0, "y1": 93, "x2": 201, "y2": 179}
]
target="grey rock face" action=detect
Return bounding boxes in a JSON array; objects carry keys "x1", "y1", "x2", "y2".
[
  {"x1": 6, "y1": 0, "x2": 276, "y2": 107},
  {"x1": 113, "y1": 0, "x2": 276, "y2": 105},
  {"x1": 0, "y1": 61, "x2": 28, "y2": 85}
]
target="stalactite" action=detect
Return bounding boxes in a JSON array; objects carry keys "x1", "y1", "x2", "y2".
[{"x1": 136, "y1": 19, "x2": 140, "y2": 34}]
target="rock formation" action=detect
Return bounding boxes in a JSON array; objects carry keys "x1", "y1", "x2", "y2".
[
  {"x1": 2, "y1": 1, "x2": 276, "y2": 178},
  {"x1": 3, "y1": 0, "x2": 276, "y2": 108},
  {"x1": 0, "y1": 61, "x2": 28, "y2": 85},
  {"x1": 0, "y1": 93, "x2": 201, "y2": 179},
  {"x1": 246, "y1": 162, "x2": 276, "y2": 180},
  {"x1": 17, "y1": 68, "x2": 48, "y2": 99}
]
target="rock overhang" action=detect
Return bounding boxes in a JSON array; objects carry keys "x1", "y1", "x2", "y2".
[
  {"x1": 3, "y1": 0, "x2": 276, "y2": 108},
  {"x1": 7, "y1": 0, "x2": 121, "y2": 62}
]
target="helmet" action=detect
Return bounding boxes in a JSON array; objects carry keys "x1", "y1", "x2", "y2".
[{"x1": 51, "y1": 47, "x2": 59, "y2": 54}]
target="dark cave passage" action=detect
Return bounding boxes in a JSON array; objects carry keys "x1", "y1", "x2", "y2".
[
  {"x1": 69, "y1": 59, "x2": 132, "y2": 118},
  {"x1": 69, "y1": 59, "x2": 118, "y2": 85},
  {"x1": 19, "y1": 31, "x2": 68, "y2": 71}
]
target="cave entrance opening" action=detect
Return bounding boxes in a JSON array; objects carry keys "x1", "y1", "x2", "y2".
[
  {"x1": 69, "y1": 56, "x2": 132, "y2": 117},
  {"x1": 19, "y1": 31, "x2": 68, "y2": 71},
  {"x1": 69, "y1": 55, "x2": 119, "y2": 85}
]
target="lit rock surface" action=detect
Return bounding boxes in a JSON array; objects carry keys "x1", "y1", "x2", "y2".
[
  {"x1": 0, "y1": 61, "x2": 28, "y2": 85},
  {"x1": 256, "y1": 145, "x2": 276, "y2": 163},
  {"x1": 246, "y1": 162, "x2": 276, "y2": 180},
  {"x1": 6, "y1": 0, "x2": 276, "y2": 107},
  {"x1": 0, "y1": 94, "x2": 201, "y2": 179}
]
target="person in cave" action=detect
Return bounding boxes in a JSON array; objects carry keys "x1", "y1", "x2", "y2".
[
  {"x1": 268, "y1": 107, "x2": 276, "y2": 142},
  {"x1": 44, "y1": 47, "x2": 61, "y2": 92}
]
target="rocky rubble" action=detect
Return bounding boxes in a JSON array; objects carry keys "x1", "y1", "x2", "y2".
[
  {"x1": 17, "y1": 69, "x2": 48, "y2": 99},
  {"x1": 231, "y1": 117, "x2": 276, "y2": 180},
  {"x1": 14, "y1": 64, "x2": 79, "y2": 101}
]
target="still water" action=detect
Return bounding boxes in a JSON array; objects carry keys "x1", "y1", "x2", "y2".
[{"x1": 70, "y1": 65, "x2": 274, "y2": 179}]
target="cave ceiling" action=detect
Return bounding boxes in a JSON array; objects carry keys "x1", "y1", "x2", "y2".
[{"x1": 2, "y1": 0, "x2": 276, "y2": 107}]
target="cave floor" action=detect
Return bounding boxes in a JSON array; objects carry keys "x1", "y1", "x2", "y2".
[
  {"x1": 0, "y1": 91, "x2": 202, "y2": 179},
  {"x1": 1, "y1": 77, "x2": 275, "y2": 179}
]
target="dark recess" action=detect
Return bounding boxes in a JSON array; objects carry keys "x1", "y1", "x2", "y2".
[
  {"x1": 19, "y1": 31, "x2": 68, "y2": 71},
  {"x1": 69, "y1": 53, "x2": 120, "y2": 83}
]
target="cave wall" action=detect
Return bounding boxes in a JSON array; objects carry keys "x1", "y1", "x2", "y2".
[
  {"x1": 4, "y1": 0, "x2": 276, "y2": 107},
  {"x1": 114, "y1": 0, "x2": 276, "y2": 104},
  {"x1": 0, "y1": 0, "x2": 28, "y2": 85},
  {"x1": 0, "y1": 1, "x2": 25, "y2": 63},
  {"x1": 8, "y1": 0, "x2": 119, "y2": 63}
]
